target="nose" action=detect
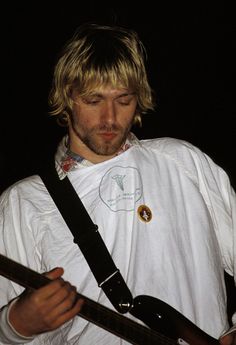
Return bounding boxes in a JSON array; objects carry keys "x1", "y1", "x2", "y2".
[{"x1": 102, "y1": 101, "x2": 116, "y2": 125}]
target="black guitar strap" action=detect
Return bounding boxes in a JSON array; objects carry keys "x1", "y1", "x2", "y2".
[{"x1": 39, "y1": 164, "x2": 133, "y2": 314}]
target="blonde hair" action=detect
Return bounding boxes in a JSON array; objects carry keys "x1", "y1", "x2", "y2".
[{"x1": 49, "y1": 23, "x2": 155, "y2": 126}]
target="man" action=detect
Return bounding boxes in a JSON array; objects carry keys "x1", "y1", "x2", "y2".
[{"x1": 0, "y1": 23, "x2": 235, "y2": 344}]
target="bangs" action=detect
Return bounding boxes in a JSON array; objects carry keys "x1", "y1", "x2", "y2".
[
  {"x1": 49, "y1": 24, "x2": 155, "y2": 120},
  {"x1": 73, "y1": 35, "x2": 141, "y2": 95},
  {"x1": 76, "y1": 63, "x2": 139, "y2": 96}
]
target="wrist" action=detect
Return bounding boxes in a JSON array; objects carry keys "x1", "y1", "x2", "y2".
[
  {"x1": 8, "y1": 298, "x2": 35, "y2": 340},
  {"x1": 0, "y1": 299, "x2": 34, "y2": 344}
]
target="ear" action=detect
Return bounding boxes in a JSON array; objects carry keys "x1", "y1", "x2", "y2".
[
  {"x1": 57, "y1": 113, "x2": 70, "y2": 127},
  {"x1": 133, "y1": 113, "x2": 142, "y2": 127}
]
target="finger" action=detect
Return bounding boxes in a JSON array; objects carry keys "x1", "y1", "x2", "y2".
[
  {"x1": 28, "y1": 278, "x2": 66, "y2": 302},
  {"x1": 49, "y1": 298, "x2": 84, "y2": 329},
  {"x1": 63, "y1": 296, "x2": 84, "y2": 318},
  {"x1": 44, "y1": 282, "x2": 77, "y2": 311},
  {"x1": 45, "y1": 267, "x2": 64, "y2": 280},
  {"x1": 38, "y1": 289, "x2": 80, "y2": 327}
]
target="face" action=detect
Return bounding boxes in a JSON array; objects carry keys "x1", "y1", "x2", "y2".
[{"x1": 69, "y1": 86, "x2": 138, "y2": 163}]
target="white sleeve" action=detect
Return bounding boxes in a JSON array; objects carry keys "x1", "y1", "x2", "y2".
[
  {"x1": 197, "y1": 152, "x2": 236, "y2": 333},
  {"x1": 220, "y1": 323, "x2": 236, "y2": 339},
  {"x1": 0, "y1": 300, "x2": 34, "y2": 344},
  {"x1": 187, "y1": 145, "x2": 236, "y2": 275},
  {"x1": 224, "y1": 313, "x2": 236, "y2": 335},
  {"x1": 0, "y1": 185, "x2": 39, "y2": 344},
  {"x1": 174, "y1": 142, "x2": 236, "y2": 332}
]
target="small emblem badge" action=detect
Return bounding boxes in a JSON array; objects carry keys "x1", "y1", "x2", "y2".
[{"x1": 137, "y1": 205, "x2": 152, "y2": 222}]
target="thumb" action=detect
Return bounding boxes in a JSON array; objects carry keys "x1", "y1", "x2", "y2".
[{"x1": 44, "y1": 267, "x2": 64, "y2": 280}]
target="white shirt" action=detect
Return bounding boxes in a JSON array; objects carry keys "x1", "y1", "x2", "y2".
[{"x1": 0, "y1": 136, "x2": 235, "y2": 344}]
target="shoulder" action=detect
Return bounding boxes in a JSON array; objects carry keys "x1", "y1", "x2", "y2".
[
  {"x1": 139, "y1": 137, "x2": 231, "y2": 187},
  {"x1": 140, "y1": 136, "x2": 202, "y2": 155},
  {"x1": 0, "y1": 174, "x2": 50, "y2": 213},
  {"x1": 139, "y1": 137, "x2": 208, "y2": 165},
  {"x1": 1, "y1": 174, "x2": 44, "y2": 198}
]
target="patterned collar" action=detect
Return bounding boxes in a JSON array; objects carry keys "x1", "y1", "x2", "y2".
[{"x1": 55, "y1": 132, "x2": 139, "y2": 180}]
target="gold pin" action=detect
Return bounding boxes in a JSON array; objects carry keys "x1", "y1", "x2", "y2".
[{"x1": 137, "y1": 205, "x2": 152, "y2": 222}]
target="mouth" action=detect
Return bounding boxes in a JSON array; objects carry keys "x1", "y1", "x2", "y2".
[{"x1": 99, "y1": 132, "x2": 117, "y2": 140}]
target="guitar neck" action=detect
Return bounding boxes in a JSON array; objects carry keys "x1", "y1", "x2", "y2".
[{"x1": 0, "y1": 254, "x2": 174, "y2": 345}]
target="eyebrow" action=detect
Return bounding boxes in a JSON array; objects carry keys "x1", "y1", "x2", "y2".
[
  {"x1": 85, "y1": 92, "x2": 135, "y2": 98},
  {"x1": 117, "y1": 92, "x2": 136, "y2": 97}
]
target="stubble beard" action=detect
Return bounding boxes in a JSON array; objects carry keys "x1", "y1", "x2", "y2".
[{"x1": 71, "y1": 121, "x2": 133, "y2": 156}]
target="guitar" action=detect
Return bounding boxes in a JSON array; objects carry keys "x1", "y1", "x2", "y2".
[{"x1": 0, "y1": 254, "x2": 219, "y2": 344}]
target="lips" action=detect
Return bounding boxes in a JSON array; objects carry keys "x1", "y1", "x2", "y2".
[{"x1": 99, "y1": 132, "x2": 117, "y2": 140}]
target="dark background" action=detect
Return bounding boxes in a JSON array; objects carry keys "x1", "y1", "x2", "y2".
[
  {"x1": 1, "y1": 1, "x2": 236, "y2": 323},
  {"x1": 2, "y1": 2, "x2": 235, "y2": 193}
]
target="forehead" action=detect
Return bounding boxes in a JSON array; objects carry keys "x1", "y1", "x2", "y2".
[{"x1": 83, "y1": 85, "x2": 134, "y2": 97}]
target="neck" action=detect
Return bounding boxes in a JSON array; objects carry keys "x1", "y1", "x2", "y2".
[
  {"x1": 70, "y1": 143, "x2": 116, "y2": 164},
  {"x1": 68, "y1": 133, "x2": 117, "y2": 164}
]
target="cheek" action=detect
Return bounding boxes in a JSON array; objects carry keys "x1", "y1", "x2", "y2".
[
  {"x1": 72, "y1": 110, "x2": 90, "y2": 127},
  {"x1": 122, "y1": 110, "x2": 136, "y2": 126},
  {"x1": 76, "y1": 116, "x2": 101, "y2": 134}
]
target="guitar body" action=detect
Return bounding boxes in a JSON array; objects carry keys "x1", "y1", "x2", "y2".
[{"x1": 131, "y1": 295, "x2": 219, "y2": 344}]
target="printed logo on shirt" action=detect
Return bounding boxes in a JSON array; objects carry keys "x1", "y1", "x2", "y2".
[
  {"x1": 99, "y1": 166, "x2": 143, "y2": 211},
  {"x1": 137, "y1": 205, "x2": 152, "y2": 222}
]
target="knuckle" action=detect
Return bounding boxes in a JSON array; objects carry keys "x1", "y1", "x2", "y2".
[
  {"x1": 55, "y1": 278, "x2": 65, "y2": 288},
  {"x1": 43, "y1": 317, "x2": 56, "y2": 330},
  {"x1": 64, "y1": 282, "x2": 76, "y2": 296},
  {"x1": 30, "y1": 293, "x2": 42, "y2": 307}
]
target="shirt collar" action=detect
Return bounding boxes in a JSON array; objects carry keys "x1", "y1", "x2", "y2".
[{"x1": 55, "y1": 132, "x2": 139, "y2": 180}]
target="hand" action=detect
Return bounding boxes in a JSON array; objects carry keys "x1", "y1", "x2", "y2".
[
  {"x1": 220, "y1": 332, "x2": 236, "y2": 345},
  {"x1": 9, "y1": 267, "x2": 83, "y2": 337}
]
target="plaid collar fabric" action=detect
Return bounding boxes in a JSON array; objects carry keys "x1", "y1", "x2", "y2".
[{"x1": 55, "y1": 132, "x2": 139, "y2": 180}]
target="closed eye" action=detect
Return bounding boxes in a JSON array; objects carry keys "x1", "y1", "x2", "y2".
[
  {"x1": 117, "y1": 95, "x2": 136, "y2": 105},
  {"x1": 82, "y1": 97, "x2": 102, "y2": 105}
]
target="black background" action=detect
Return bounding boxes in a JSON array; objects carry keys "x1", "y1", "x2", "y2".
[
  {"x1": 1, "y1": 1, "x2": 236, "y2": 323},
  {"x1": 2, "y1": 2, "x2": 235, "y2": 192}
]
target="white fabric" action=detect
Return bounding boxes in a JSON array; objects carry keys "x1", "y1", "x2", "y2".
[{"x1": 0, "y1": 136, "x2": 236, "y2": 344}]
